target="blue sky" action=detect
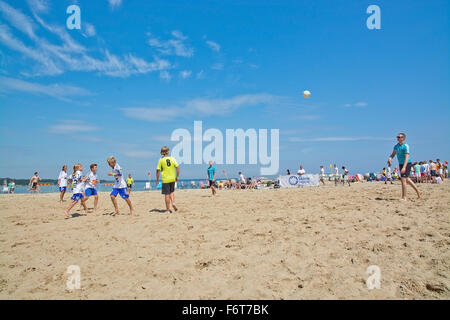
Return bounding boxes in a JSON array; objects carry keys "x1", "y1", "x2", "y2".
[{"x1": 0, "y1": 0, "x2": 449, "y2": 179}]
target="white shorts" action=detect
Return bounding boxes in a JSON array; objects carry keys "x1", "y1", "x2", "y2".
[
  {"x1": 439, "y1": 169, "x2": 443, "y2": 175},
  {"x1": 415, "y1": 173, "x2": 420, "y2": 178}
]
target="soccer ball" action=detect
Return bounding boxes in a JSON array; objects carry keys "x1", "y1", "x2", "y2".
[{"x1": 303, "y1": 90, "x2": 311, "y2": 98}]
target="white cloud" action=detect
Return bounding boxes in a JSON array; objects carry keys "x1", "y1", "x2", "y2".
[
  {"x1": 159, "y1": 70, "x2": 171, "y2": 81},
  {"x1": 83, "y1": 22, "x2": 96, "y2": 37},
  {"x1": 0, "y1": 2, "x2": 171, "y2": 78},
  {"x1": 122, "y1": 106, "x2": 182, "y2": 122},
  {"x1": 206, "y1": 40, "x2": 220, "y2": 52},
  {"x1": 0, "y1": 1, "x2": 37, "y2": 40},
  {"x1": 147, "y1": 31, "x2": 194, "y2": 57},
  {"x1": 289, "y1": 136, "x2": 391, "y2": 142},
  {"x1": 196, "y1": 70, "x2": 205, "y2": 79},
  {"x1": 121, "y1": 93, "x2": 277, "y2": 122},
  {"x1": 49, "y1": 120, "x2": 98, "y2": 134},
  {"x1": 211, "y1": 62, "x2": 224, "y2": 70},
  {"x1": 122, "y1": 150, "x2": 154, "y2": 159},
  {"x1": 179, "y1": 70, "x2": 192, "y2": 79},
  {"x1": 0, "y1": 76, "x2": 92, "y2": 100},
  {"x1": 108, "y1": 0, "x2": 123, "y2": 9},
  {"x1": 344, "y1": 102, "x2": 368, "y2": 107},
  {"x1": 26, "y1": 0, "x2": 49, "y2": 13}
]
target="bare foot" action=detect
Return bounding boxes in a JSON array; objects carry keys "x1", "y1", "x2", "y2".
[
  {"x1": 400, "y1": 198, "x2": 407, "y2": 202},
  {"x1": 172, "y1": 204, "x2": 178, "y2": 211},
  {"x1": 130, "y1": 209, "x2": 134, "y2": 216},
  {"x1": 165, "y1": 210, "x2": 171, "y2": 214},
  {"x1": 64, "y1": 211, "x2": 70, "y2": 219}
]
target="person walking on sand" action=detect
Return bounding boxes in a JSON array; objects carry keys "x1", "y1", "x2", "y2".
[
  {"x1": 206, "y1": 161, "x2": 217, "y2": 196},
  {"x1": 387, "y1": 133, "x2": 421, "y2": 201},
  {"x1": 27, "y1": 172, "x2": 42, "y2": 193},
  {"x1": 319, "y1": 165, "x2": 326, "y2": 185},
  {"x1": 58, "y1": 165, "x2": 69, "y2": 202}
]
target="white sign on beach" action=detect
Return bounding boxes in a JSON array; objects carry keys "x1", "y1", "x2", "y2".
[{"x1": 279, "y1": 174, "x2": 320, "y2": 188}]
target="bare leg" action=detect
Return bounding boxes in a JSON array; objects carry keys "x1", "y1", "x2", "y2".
[
  {"x1": 110, "y1": 195, "x2": 119, "y2": 215},
  {"x1": 170, "y1": 192, "x2": 178, "y2": 211},
  {"x1": 94, "y1": 195, "x2": 98, "y2": 211},
  {"x1": 64, "y1": 201, "x2": 77, "y2": 219},
  {"x1": 211, "y1": 185, "x2": 216, "y2": 195},
  {"x1": 406, "y1": 177, "x2": 421, "y2": 199},
  {"x1": 60, "y1": 190, "x2": 66, "y2": 202},
  {"x1": 400, "y1": 177, "x2": 408, "y2": 200},
  {"x1": 81, "y1": 198, "x2": 92, "y2": 213},
  {"x1": 124, "y1": 198, "x2": 134, "y2": 215},
  {"x1": 164, "y1": 194, "x2": 171, "y2": 213}
]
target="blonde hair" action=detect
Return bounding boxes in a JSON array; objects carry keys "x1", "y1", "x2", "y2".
[
  {"x1": 107, "y1": 156, "x2": 116, "y2": 164},
  {"x1": 160, "y1": 146, "x2": 170, "y2": 156},
  {"x1": 72, "y1": 163, "x2": 82, "y2": 176}
]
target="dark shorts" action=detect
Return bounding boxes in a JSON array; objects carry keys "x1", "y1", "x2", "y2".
[
  {"x1": 127, "y1": 184, "x2": 132, "y2": 189},
  {"x1": 162, "y1": 182, "x2": 175, "y2": 195},
  {"x1": 208, "y1": 180, "x2": 217, "y2": 188},
  {"x1": 59, "y1": 187, "x2": 67, "y2": 192},
  {"x1": 431, "y1": 170, "x2": 437, "y2": 177},
  {"x1": 399, "y1": 163, "x2": 412, "y2": 178}
]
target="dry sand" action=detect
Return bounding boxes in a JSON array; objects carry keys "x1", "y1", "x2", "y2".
[{"x1": 0, "y1": 182, "x2": 449, "y2": 299}]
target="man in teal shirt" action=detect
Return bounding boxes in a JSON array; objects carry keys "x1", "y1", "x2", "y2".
[
  {"x1": 388, "y1": 133, "x2": 420, "y2": 201},
  {"x1": 206, "y1": 161, "x2": 217, "y2": 196}
]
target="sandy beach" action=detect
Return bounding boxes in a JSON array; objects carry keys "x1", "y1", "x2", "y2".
[{"x1": 0, "y1": 182, "x2": 449, "y2": 300}]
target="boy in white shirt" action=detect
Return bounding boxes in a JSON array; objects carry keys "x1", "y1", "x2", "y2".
[
  {"x1": 58, "y1": 165, "x2": 68, "y2": 203},
  {"x1": 84, "y1": 163, "x2": 100, "y2": 211},
  {"x1": 107, "y1": 156, "x2": 134, "y2": 216},
  {"x1": 333, "y1": 164, "x2": 339, "y2": 186},
  {"x1": 64, "y1": 164, "x2": 91, "y2": 219}
]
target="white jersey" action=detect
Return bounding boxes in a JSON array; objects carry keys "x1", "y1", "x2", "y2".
[
  {"x1": 85, "y1": 171, "x2": 98, "y2": 189},
  {"x1": 238, "y1": 174, "x2": 245, "y2": 183},
  {"x1": 72, "y1": 170, "x2": 84, "y2": 194},
  {"x1": 320, "y1": 168, "x2": 325, "y2": 176},
  {"x1": 58, "y1": 171, "x2": 68, "y2": 187},
  {"x1": 386, "y1": 167, "x2": 392, "y2": 178},
  {"x1": 113, "y1": 164, "x2": 127, "y2": 189},
  {"x1": 334, "y1": 167, "x2": 339, "y2": 175}
]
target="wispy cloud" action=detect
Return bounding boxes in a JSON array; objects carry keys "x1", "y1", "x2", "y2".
[
  {"x1": 344, "y1": 102, "x2": 368, "y2": 107},
  {"x1": 211, "y1": 62, "x2": 224, "y2": 70},
  {"x1": 122, "y1": 150, "x2": 154, "y2": 158},
  {"x1": 289, "y1": 136, "x2": 391, "y2": 142},
  {"x1": 49, "y1": 120, "x2": 98, "y2": 134},
  {"x1": 147, "y1": 30, "x2": 194, "y2": 58},
  {"x1": 108, "y1": 0, "x2": 123, "y2": 10},
  {"x1": 0, "y1": 76, "x2": 92, "y2": 101},
  {"x1": 179, "y1": 70, "x2": 192, "y2": 79},
  {"x1": 121, "y1": 93, "x2": 277, "y2": 122},
  {"x1": 205, "y1": 40, "x2": 220, "y2": 52},
  {"x1": 0, "y1": 1, "x2": 171, "y2": 77}
]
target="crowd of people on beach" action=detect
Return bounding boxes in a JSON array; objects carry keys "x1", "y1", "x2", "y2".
[{"x1": 2, "y1": 132, "x2": 448, "y2": 217}]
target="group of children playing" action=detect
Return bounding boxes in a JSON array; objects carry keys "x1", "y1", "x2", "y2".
[{"x1": 61, "y1": 146, "x2": 180, "y2": 219}]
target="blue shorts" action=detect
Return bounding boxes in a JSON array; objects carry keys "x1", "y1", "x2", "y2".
[
  {"x1": 59, "y1": 187, "x2": 67, "y2": 192},
  {"x1": 111, "y1": 188, "x2": 129, "y2": 199},
  {"x1": 85, "y1": 188, "x2": 98, "y2": 196},
  {"x1": 71, "y1": 193, "x2": 84, "y2": 202}
]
